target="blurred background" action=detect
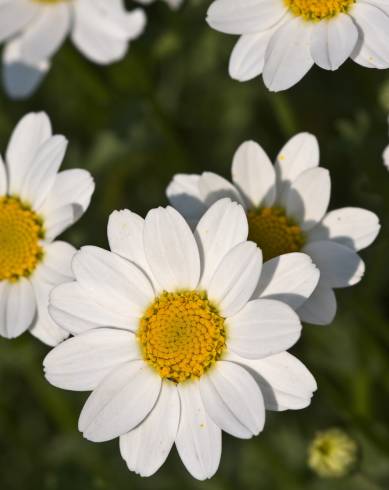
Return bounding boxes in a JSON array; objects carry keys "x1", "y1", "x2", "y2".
[{"x1": 0, "y1": 0, "x2": 388, "y2": 488}]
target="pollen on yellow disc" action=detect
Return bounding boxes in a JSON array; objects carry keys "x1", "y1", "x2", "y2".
[
  {"x1": 0, "y1": 197, "x2": 45, "y2": 282},
  {"x1": 247, "y1": 206, "x2": 305, "y2": 262},
  {"x1": 285, "y1": 0, "x2": 355, "y2": 21},
  {"x1": 138, "y1": 291, "x2": 226, "y2": 383}
]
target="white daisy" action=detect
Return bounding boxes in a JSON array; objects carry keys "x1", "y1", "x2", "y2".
[
  {"x1": 0, "y1": 0, "x2": 146, "y2": 99},
  {"x1": 0, "y1": 111, "x2": 94, "y2": 345},
  {"x1": 206, "y1": 0, "x2": 389, "y2": 91},
  {"x1": 167, "y1": 133, "x2": 380, "y2": 325},
  {"x1": 44, "y1": 198, "x2": 317, "y2": 480}
]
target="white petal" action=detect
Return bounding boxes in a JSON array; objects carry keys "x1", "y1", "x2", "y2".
[
  {"x1": 253, "y1": 252, "x2": 320, "y2": 310},
  {"x1": 304, "y1": 240, "x2": 365, "y2": 288},
  {"x1": 227, "y1": 351, "x2": 317, "y2": 411},
  {"x1": 296, "y1": 280, "x2": 337, "y2": 325},
  {"x1": 72, "y1": 1, "x2": 145, "y2": 64},
  {"x1": 383, "y1": 143, "x2": 389, "y2": 170},
  {"x1": 176, "y1": 382, "x2": 221, "y2": 481},
  {"x1": 29, "y1": 241, "x2": 75, "y2": 346},
  {"x1": 275, "y1": 132, "x2": 319, "y2": 204},
  {"x1": 20, "y1": 135, "x2": 68, "y2": 210},
  {"x1": 263, "y1": 17, "x2": 314, "y2": 92},
  {"x1": 231, "y1": 140, "x2": 276, "y2": 208},
  {"x1": 107, "y1": 209, "x2": 153, "y2": 279},
  {"x1": 198, "y1": 172, "x2": 244, "y2": 208},
  {"x1": 43, "y1": 205, "x2": 75, "y2": 242},
  {"x1": 0, "y1": 154, "x2": 7, "y2": 195},
  {"x1": 229, "y1": 29, "x2": 276, "y2": 82},
  {"x1": 3, "y1": 38, "x2": 49, "y2": 100},
  {"x1": 0, "y1": 0, "x2": 38, "y2": 43},
  {"x1": 207, "y1": 242, "x2": 262, "y2": 317},
  {"x1": 19, "y1": 5, "x2": 70, "y2": 64},
  {"x1": 206, "y1": 0, "x2": 285, "y2": 35},
  {"x1": 351, "y1": 3, "x2": 389, "y2": 68},
  {"x1": 311, "y1": 13, "x2": 358, "y2": 70},
  {"x1": 39, "y1": 169, "x2": 95, "y2": 233},
  {"x1": 309, "y1": 207, "x2": 380, "y2": 251},
  {"x1": 144, "y1": 206, "x2": 200, "y2": 291},
  {"x1": 120, "y1": 381, "x2": 179, "y2": 477},
  {"x1": 49, "y1": 281, "x2": 137, "y2": 335},
  {"x1": 166, "y1": 174, "x2": 207, "y2": 227},
  {"x1": 79, "y1": 361, "x2": 161, "y2": 442},
  {"x1": 200, "y1": 361, "x2": 265, "y2": 439},
  {"x1": 195, "y1": 198, "x2": 248, "y2": 289},
  {"x1": 286, "y1": 167, "x2": 331, "y2": 230},
  {"x1": 0, "y1": 278, "x2": 36, "y2": 339},
  {"x1": 228, "y1": 298, "x2": 301, "y2": 359},
  {"x1": 6, "y1": 111, "x2": 52, "y2": 195},
  {"x1": 72, "y1": 246, "x2": 154, "y2": 318},
  {"x1": 44, "y1": 328, "x2": 140, "y2": 391}
]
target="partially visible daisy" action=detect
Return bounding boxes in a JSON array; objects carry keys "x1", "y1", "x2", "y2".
[
  {"x1": 0, "y1": 112, "x2": 94, "y2": 345},
  {"x1": 44, "y1": 199, "x2": 317, "y2": 480},
  {"x1": 0, "y1": 0, "x2": 146, "y2": 99},
  {"x1": 383, "y1": 116, "x2": 389, "y2": 171},
  {"x1": 167, "y1": 133, "x2": 380, "y2": 325},
  {"x1": 206, "y1": 0, "x2": 389, "y2": 91}
]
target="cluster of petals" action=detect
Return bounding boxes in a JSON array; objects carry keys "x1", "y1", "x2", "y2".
[
  {"x1": 206, "y1": 0, "x2": 389, "y2": 91},
  {"x1": 0, "y1": 0, "x2": 146, "y2": 98},
  {"x1": 167, "y1": 133, "x2": 380, "y2": 325},
  {"x1": 44, "y1": 199, "x2": 318, "y2": 480},
  {"x1": 0, "y1": 112, "x2": 94, "y2": 344}
]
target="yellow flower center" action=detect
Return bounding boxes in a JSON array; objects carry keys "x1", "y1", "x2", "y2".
[
  {"x1": 308, "y1": 428, "x2": 358, "y2": 478},
  {"x1": 0, "y1": 197, "x2": 45, "y2": 282},
  {"x1": 32, "y1": 0, "x2": 70, "y2": 4},
  {"x1": 138, "y1": 291, "x2": 226, "y2": 384},
  {"x1": 247, "y1": 207, "x2": 305, "y2": 262},
  {"x1": 284, "y1": 0, "x2": 355, "y2": 21}
]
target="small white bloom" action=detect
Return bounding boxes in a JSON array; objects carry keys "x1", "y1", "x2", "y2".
[
  {"x1": 0, "y1": 112, "x2": 94, "y2": 345},
  {"x1": 206, "y1": 0, "x2": 389, "y2": 91},
  {"x1": 0, "y1": 0, "x2": 146, "y2": 99},
  {"x1": 167, "y1": 133, "x2": 380, "y2": 325},
  {"x1": 44, "y1": 199, "x2": 317, "y2": 480},
  {"x1": 383, "y1": 116, "x2": 389, "y2": 171}
]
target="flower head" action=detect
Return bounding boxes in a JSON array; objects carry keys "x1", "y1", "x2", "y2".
[
  {"x1": 44, "y1": 198, "x2": 318, "y2": 480},
  {"x1": 308, "y1": 428, "x2": 358, "y2": 478},
  {"x1": 0, "y1": 0, "x2": 146, "y2": 98},
  {"x1": 0, "y1": 112, "x2": 94, "y2": 345},
  {"x1": 206, "y1": 0, "x2": 389, "y2": 91},
  {"x1": 167, "y1": 133, "x2": 380, "y2": 325}
]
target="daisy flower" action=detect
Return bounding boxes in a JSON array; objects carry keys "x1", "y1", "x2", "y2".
[
  {"x1": 0, "y1": 112, "x2": 94, "y2": 345},
  {"x1": 206, "y1": 0, "x2": 389, "y2": 91},
  {"x1": 167, "y1": 133, "x2": 380, "y2": 325},
  {"x1": 0, "y1": 0, "x2": 146, "y2": 99},
  {"x1": 44, "y1": 199, "x2": 317, "y2": 480}
]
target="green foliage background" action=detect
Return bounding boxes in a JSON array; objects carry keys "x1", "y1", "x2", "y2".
[{"x1": 0, "y1": 0, "x2": 388, "y2": 488}]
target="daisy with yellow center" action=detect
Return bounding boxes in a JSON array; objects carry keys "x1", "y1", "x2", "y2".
[
  {"x1": 167, "y1": 132, "x2": 380, "y2": 326},
  {"x1": 0, "y1": 0, "x2": 146, "y2": 99},
  {"x1": 0, "y1": 111, "x2": 94, "y2": 344},
  {"x1": 206, "y1": 0, "x2": 389, "y2": 91},
  {"x1": 44, "y1": 199, "x2": 318, "y2": 479}
]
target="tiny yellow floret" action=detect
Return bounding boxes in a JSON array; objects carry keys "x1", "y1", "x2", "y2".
[
  {"x1": 138, "y1": 291, "x2": 226, "y2": 383},
  {"x1": 285, "y1": 0, "x2": 355, "y2": 21},
  {"x1": 308, "y1": 428, "x2": 358, "y2": 478},
  {"x1": 247, "y1": 206, "x2": 305, "y2": 262},
  {"x1": 0, "y1": 196, "x2": 44, "y2": 282}
]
